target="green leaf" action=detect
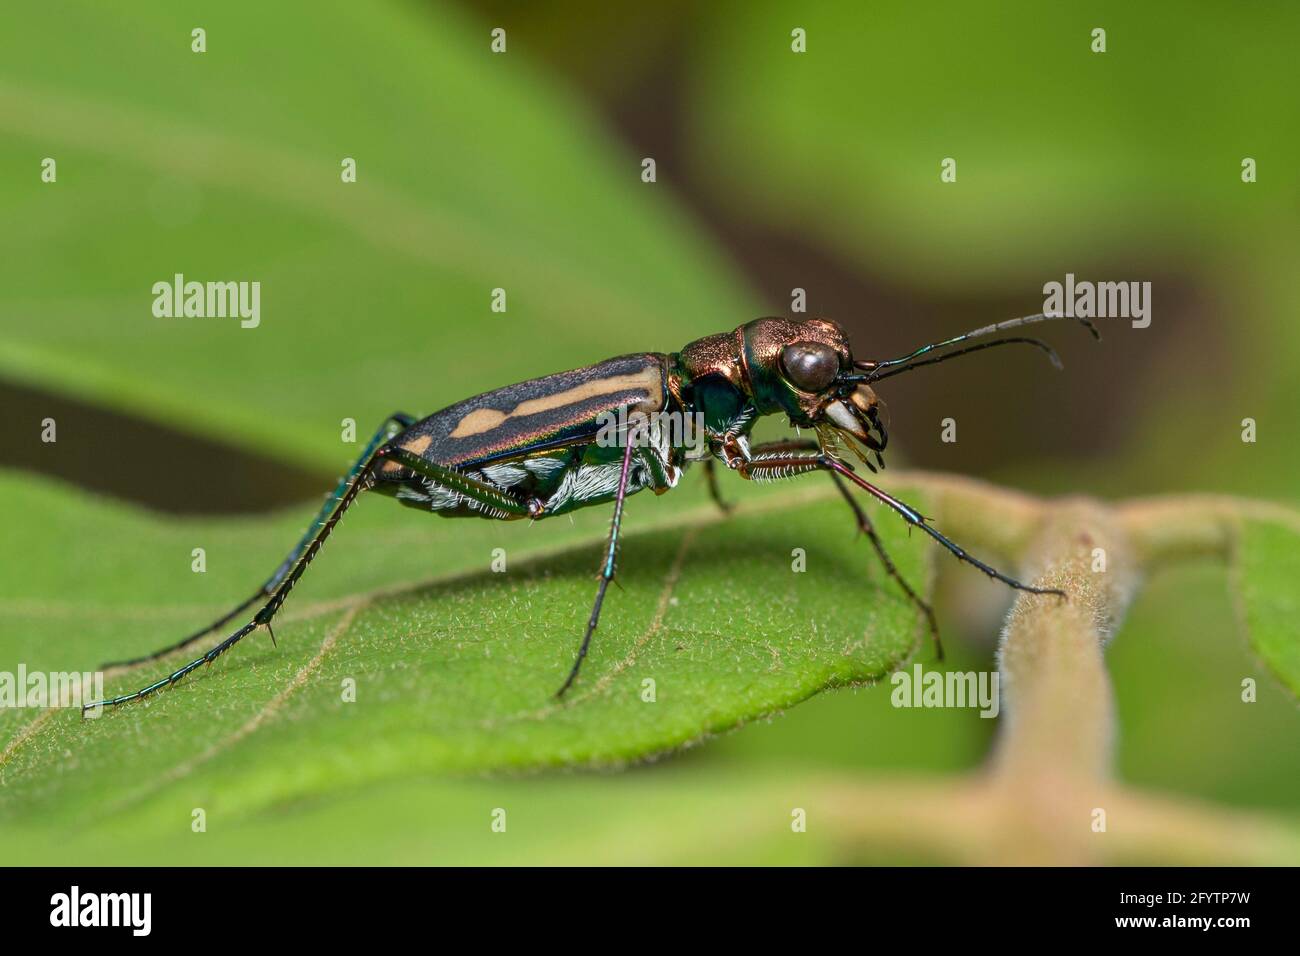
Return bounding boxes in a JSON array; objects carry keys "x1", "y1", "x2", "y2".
[
  {"x1": 0, "y1": 470, "x2": 931, "y2": 850},
  {"x1": 0, "y1": 0, "x2": 756, "y2": 470},
  {"x1": 1233, "y1": 515, "x2": 1300, "y2": 697}
]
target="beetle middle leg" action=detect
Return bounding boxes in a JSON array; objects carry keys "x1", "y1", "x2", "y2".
[
  {"x1": 556, "y1": 429, "x2": 641, "y2": 697},
  {"x1": 702, "y1": 457, "x2": 733, "y2": 514}
]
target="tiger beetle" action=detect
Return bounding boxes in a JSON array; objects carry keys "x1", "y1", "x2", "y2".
[{"x1": 85, "y1": 312, "x2": 1097, "y2": 712}]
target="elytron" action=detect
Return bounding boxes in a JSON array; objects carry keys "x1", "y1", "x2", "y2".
[{"x1": 87, "y1": 313, "x2": 1094, "y2": 711}]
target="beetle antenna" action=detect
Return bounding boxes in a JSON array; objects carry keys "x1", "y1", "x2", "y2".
[
  {"x1": 855, "y1": 313, "x2": 1099, "y2": 382},
  {"x1": 863, "y1": 335, "x2": 1061, "y2": 382},
  {"x1": 836, "y1": 335, "x2": 1066, "y2": 384}
]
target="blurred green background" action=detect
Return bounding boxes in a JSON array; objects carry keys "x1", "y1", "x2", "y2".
[{"x1": 1, "y1": 0, "x2": 1297, "y2": 863}]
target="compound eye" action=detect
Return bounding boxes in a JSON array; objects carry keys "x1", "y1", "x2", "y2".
[{"x1": 780, "y1": 342, "x2": 839, "y2": 392}]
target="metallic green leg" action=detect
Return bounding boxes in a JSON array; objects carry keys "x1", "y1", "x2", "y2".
[
  {"x1": 99, "y1": 413, "x2": 416, "y2": 670},
  {"x1": 86, "y1": 413, "x2": 416, "y2": 710}
]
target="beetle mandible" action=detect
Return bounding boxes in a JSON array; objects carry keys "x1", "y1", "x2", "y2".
[{"x1": 86, "y1": 312, "x2": 1096, "y2": 711}]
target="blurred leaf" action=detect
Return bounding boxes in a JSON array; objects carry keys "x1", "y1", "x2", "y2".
[
  {"x1": 0, "y1": 770, "x2": 833, "y2": 866},
  {"x1": 0, "y1": 469, "x2": 930, "y2": 844},
  {"x1": 0, "y1": 0, "x2": 755, "y2": 470},
  {"x1": 1109, "y1": 559, "x2": 1300, "y2": 810},
  {"x1": 1233, "y1": 516, "x2": 1300, "y2": 697},
  {"x1": 683, "y1": 0, "x2": 1300, "y2": 284}
]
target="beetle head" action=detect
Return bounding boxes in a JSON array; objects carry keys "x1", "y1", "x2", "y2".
[{"x1": 739, "y1": 317, "x2": 887, "y2": 467}]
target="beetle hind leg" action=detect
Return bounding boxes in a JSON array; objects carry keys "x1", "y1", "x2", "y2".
[
  {"x1": 99, "y1": 413, "x2": 418, "y2": 671},
  {"x1": 377, "y1": 448, "x2": 535, "y2": 519},
  {"x1": 85, "y1": 413, "x2": 418, "y2": 712}
]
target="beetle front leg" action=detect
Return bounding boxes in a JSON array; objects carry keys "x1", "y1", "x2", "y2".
[
  {"x1": 827, "y1": 471, "x2": 942, "y2": 659},
  {"x1": 730, "y1": 437, "x2": 940, "y2": 657},
  {"x1": 731, "y1": 445, "x2": 1065, "y2": 599}
]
